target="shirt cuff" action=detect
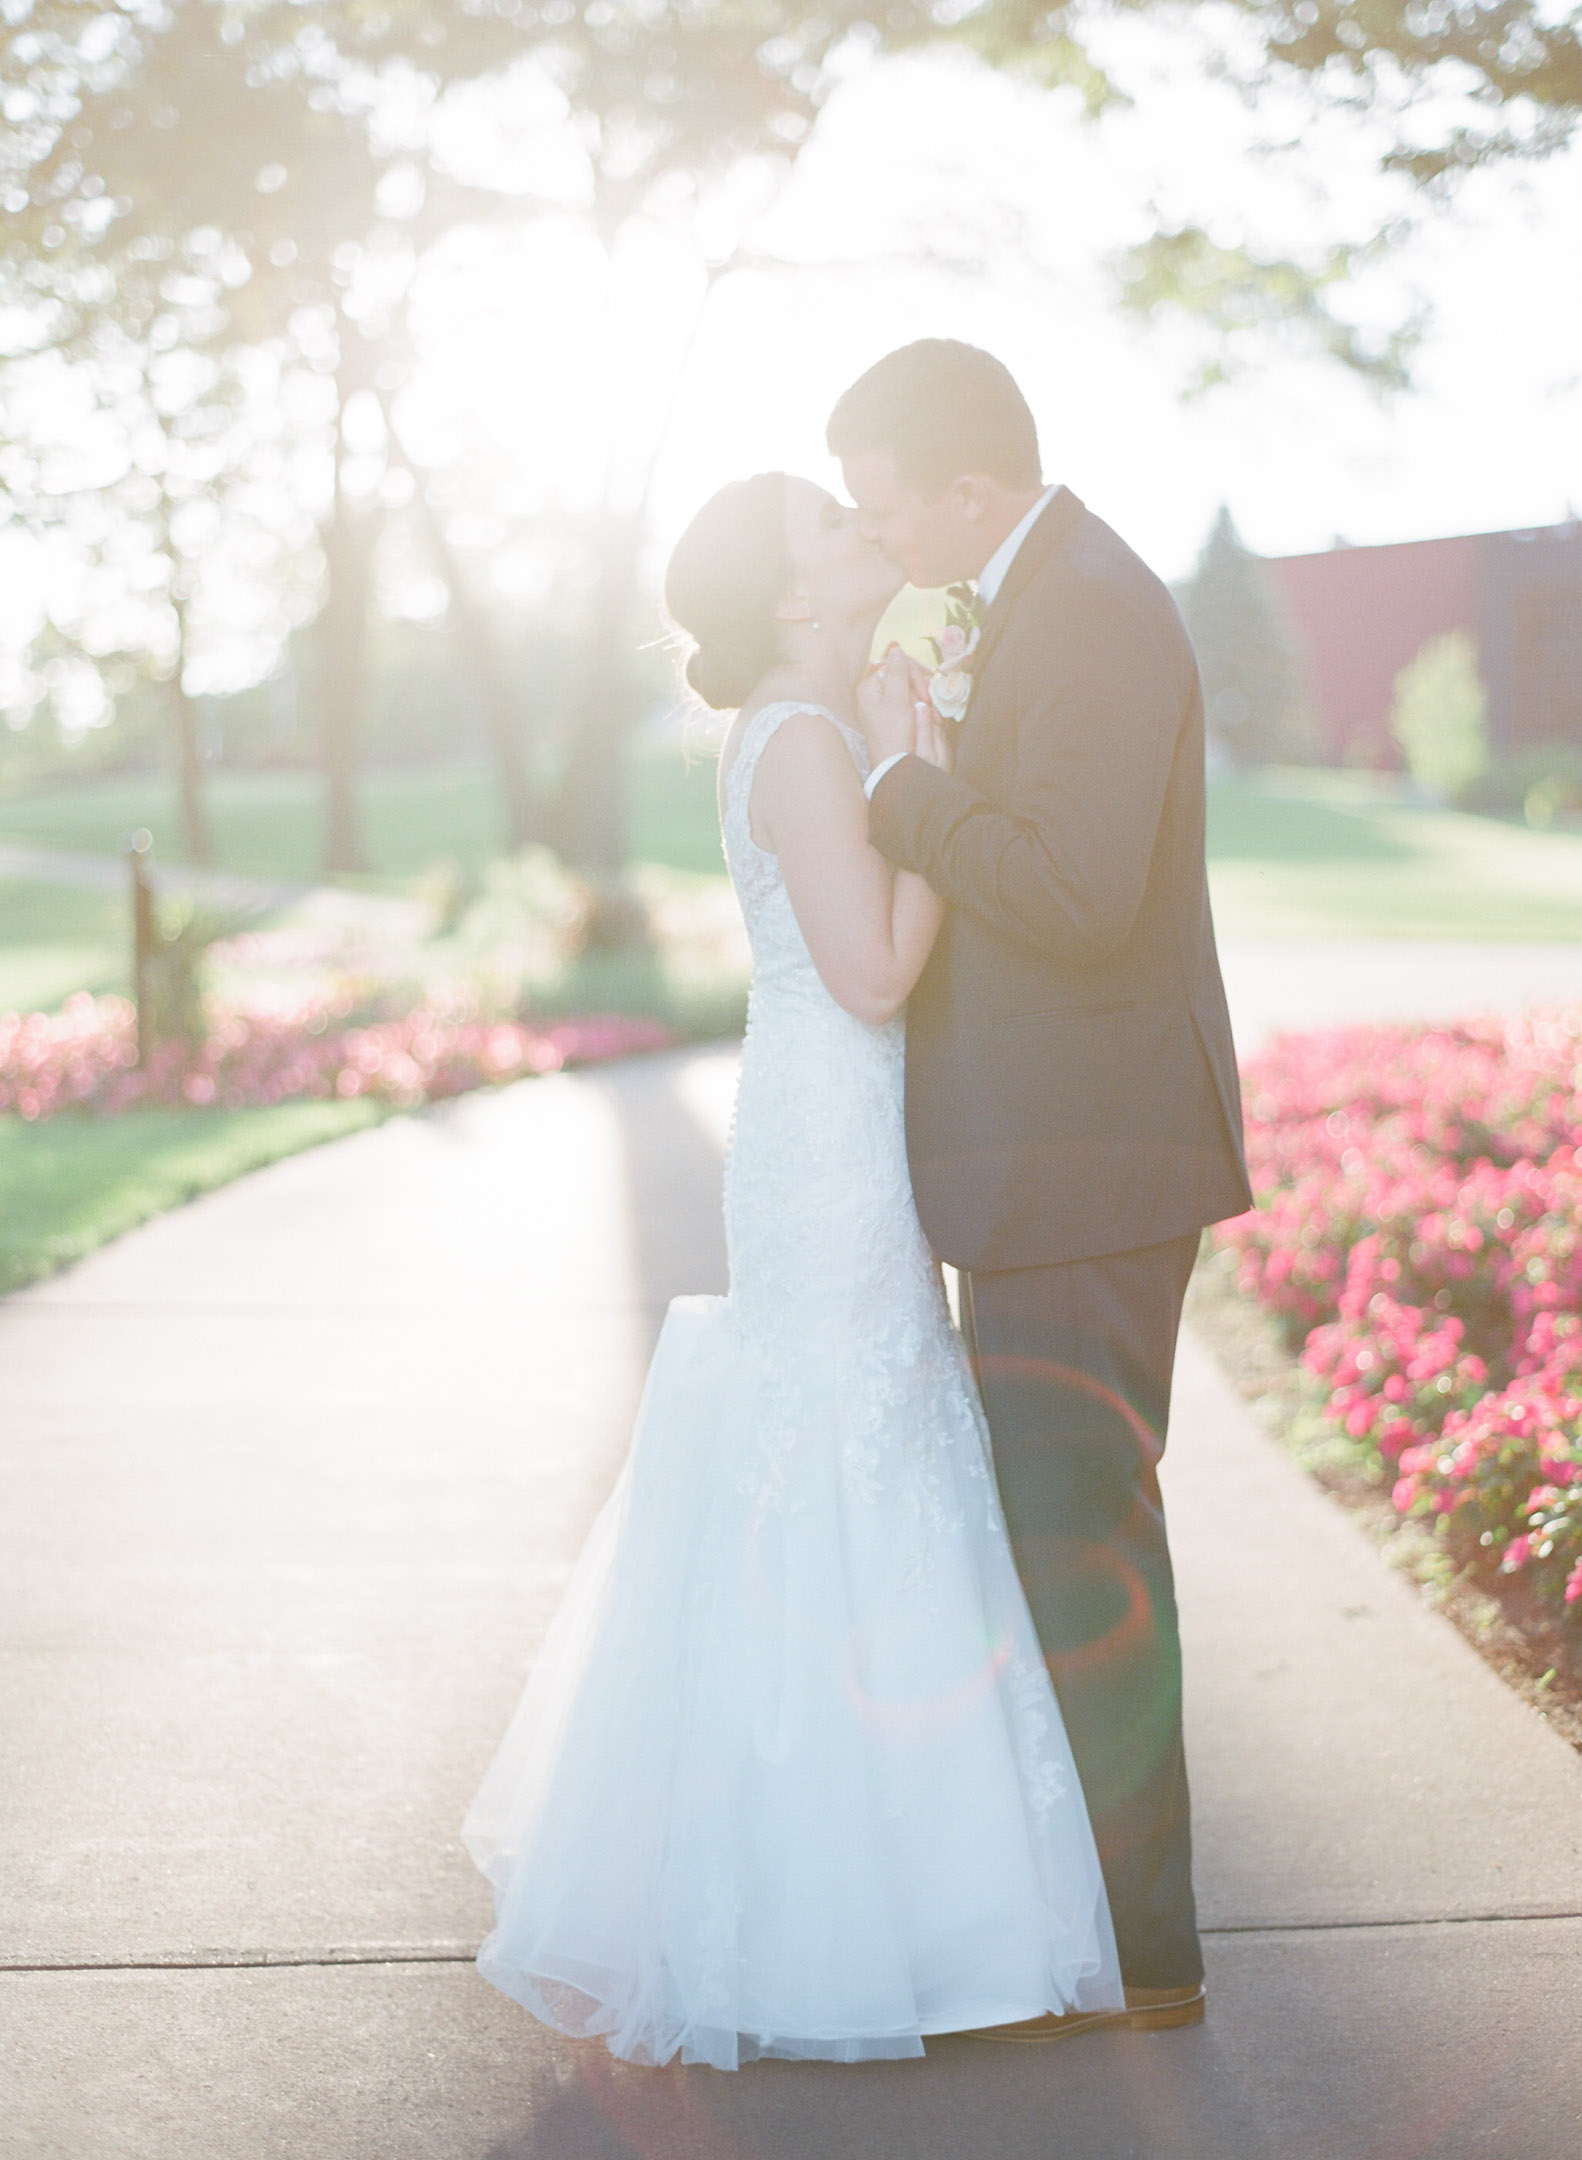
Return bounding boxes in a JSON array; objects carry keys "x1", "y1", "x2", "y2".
[{"x1": 863, "y1": 752, "x2": 909, "y2": 801}]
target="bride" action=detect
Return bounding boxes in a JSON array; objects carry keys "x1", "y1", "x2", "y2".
[{"x1": 462, "y1": 471, "x2": 1122, "y2": 2069}]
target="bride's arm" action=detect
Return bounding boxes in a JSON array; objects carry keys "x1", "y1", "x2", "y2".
[{"x1": 753, "y1": 713, "x2": 944, "y2": 1026}]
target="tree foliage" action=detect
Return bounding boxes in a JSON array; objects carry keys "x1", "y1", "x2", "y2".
[
  {"x1": 1390, "y1": 631, "x2": 1490, "y2": 802},
  {"x1": 1179, "y1": 507, "x2": 1309, "y2": 766},
  {"x1": 1227, "y1": 0, "x2": 1582, "y2": 182},
  {"x1": 957, "y1": 0, "x2": 1582, "y2": 174},
  {"x1": 1106, "y1": 0, "x2": 1579, "y2": 375}
]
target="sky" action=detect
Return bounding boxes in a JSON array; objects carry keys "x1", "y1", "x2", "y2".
[{"x1": 407, "y1": 27, "x2": 1582, "y2": 592}]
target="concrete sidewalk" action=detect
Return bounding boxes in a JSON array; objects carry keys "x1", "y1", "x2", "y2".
[
  {"x1": 1217, "y1": 935, "x2": 1582, "y2": 1048},
  {"x1": 5, "y1": 1043, "x2": 1582, "y2": 2160}
]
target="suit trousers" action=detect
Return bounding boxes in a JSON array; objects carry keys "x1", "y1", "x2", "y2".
[{"x1": 960, "y1": 1231, "x2": 1203, "y2": 1988}]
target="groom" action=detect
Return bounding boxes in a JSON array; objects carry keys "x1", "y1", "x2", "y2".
[{"x1": 829, "y1": 342, "x2": 1252, "y2": 2034}]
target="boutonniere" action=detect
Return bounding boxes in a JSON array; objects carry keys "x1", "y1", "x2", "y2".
[{"x1": 926, "y1": 582, "x2": 983, "y2": 724}]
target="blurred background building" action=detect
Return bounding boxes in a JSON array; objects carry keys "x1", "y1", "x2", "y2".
[{"x1": 1268, "y1": 521, "x2": 1582, "y2": 769}]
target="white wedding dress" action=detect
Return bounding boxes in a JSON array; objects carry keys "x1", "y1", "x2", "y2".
[{"x1": 463, "y1": 701, "x2": 1122, "y2": 2068}]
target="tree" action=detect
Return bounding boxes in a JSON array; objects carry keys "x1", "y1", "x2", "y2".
[
  {"x1": 377, "y1": 6, "x2": 956, "y2": 874},
  {"x1": 0, "y1": 251, "x2": 311, "y2": 856},
  {"x1": 357, "y1": 2, "x2": 1078, "y2": 871},
  {"x1": 1178, "y1": 508, "x2": 1308, "y2": 765},
  {"x1": 1390, "y1": 632, "x2": 1490, "y2": 802},
  {"x1": 2, "y1": 0, "x2": 533, "y2": 870}
]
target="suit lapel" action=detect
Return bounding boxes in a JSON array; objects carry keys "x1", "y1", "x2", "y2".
[{"x1": 965, "y1": 486, "x2": 1086, "y2": 690}]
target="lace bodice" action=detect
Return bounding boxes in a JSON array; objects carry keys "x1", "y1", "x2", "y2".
[{"x1": 718, "y1": 701, "x2": 904, "y2": 1330}]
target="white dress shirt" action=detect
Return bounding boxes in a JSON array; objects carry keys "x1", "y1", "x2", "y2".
[
  {"x1": 974, "y1": 483, "x2": 1058, "y2": 609},
  {"x1": 864, "y1": 484, "x2": 1059, "y2": 800}
]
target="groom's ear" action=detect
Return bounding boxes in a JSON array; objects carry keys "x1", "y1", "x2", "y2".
[{"x1": 948, "y1": 475, "x2": 992, "y2": 525}]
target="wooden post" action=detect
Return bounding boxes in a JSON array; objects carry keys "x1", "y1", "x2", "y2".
[{"x1": 128, "y1": 828, "x2": 155, "y2": 1068}]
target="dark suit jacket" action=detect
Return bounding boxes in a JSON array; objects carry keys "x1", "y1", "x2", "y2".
[{"x1": 870, "y1": 487, "x2": 1253, "y2": 1272}]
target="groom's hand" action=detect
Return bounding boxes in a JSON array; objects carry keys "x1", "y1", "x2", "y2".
[
  {"x1": 913, "y1": 695, "x2": 955, "y2": 774},
  {"x1": 857, "y1": 645, "x2": 920, "y2": 767}
]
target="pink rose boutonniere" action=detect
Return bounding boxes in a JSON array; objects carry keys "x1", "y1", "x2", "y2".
[{"x1": 926, "y1": 583, "x2": 983, "y2": 724}]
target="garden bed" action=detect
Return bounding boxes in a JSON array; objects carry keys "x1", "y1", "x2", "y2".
[
  {"x1": 1201, "y1": 1006, "x2": 1582, "y2": 1752},
  {"x1": 0, "y1": 991, "x2": 675, "y2": 1295},
  {"x1": 0, "y1": 847, "x2": 750, "y2": 1293},
  {"x1": 0, "y1": 987, "x2": 672, "y2": 1122}
]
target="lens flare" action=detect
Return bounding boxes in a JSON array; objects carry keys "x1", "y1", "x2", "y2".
[
  {"x1": 840, "y1": 1623, "x2": 1019, "y2": 1739},
  {"x1": 973, "y1": 1349, "x2": 1165, "y2": 1469}
]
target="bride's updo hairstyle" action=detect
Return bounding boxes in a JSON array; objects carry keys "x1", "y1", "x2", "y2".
[{"x1": 664, "y1": 472, "x2": 791, "y2": 710}]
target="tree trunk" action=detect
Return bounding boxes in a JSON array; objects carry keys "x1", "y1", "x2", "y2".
[
  {"x1": 413, "y1": 489, "x2": 540, "y2": 851},
  {"x1": 318, "y1": 476, "x2": 375, "y2": 876},
  {"x1": 164, "y1": 559, "x2": 210, "y2": 867},
  {"x1": 551, "y1": 511, "x2": 643, "y2": 875},
  {"x1": 168, "y1": 665, "x2": 212, "y2": 866},
  {"x1": 319, "y1": 337, "x2": 379, "y2": 877}
]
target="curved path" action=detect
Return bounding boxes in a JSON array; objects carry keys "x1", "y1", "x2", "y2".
[{"x1": 6, "y1": 938, "x2": 1582, "y2": 2157}]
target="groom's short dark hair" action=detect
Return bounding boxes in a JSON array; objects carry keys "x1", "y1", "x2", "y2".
[{"x1": 827, "y1": 340, "x2": 1042, "y2": 500}]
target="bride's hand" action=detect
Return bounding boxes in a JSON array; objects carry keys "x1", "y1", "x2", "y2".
[
  {"x1": 856, "y1": 646, "x2": 919, "y2": 768},
  {"x1": 894, "y1": 655, "x2": 954, "y2": 771}
]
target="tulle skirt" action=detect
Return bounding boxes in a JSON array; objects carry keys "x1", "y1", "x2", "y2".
[{"x1": 463, "y1": 1294, "x2": 1121, "y2": 2069}]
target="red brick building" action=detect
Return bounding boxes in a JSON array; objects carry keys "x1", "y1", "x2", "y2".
[{"x1": 1263, "y1": 521, "x2": 1582, "y2": 766}]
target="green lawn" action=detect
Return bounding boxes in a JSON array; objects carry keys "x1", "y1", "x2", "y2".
[
  {"x1": 1207, "y1": 770, "x2": 1582, "y2": 939},
  {"x1": 0, "y1": 877, "x2": 128, "y2": 1011},
  {"x1": 0, "y1": 745, "x2": 723, "y2": 885},
  {"x1": 10, "y1": 757, "x2": 1582, "y2": 945},
  {"x1": 0, "y1": 760, "x2": 506, "y2": 880},
  {"x1": 0, "y1": 1097, "x2": 384, "y2": 1294},
  {"x1": 629, "y1": 742, "x2": 724, "y2": 875}
]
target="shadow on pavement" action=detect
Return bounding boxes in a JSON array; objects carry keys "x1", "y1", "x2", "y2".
[
  {"x1": 481, "y1": 2024, "x2": 1272, "y2": 2160},
  {"x1": 595, "y1": 1049, "x2": 730, "y2": 1323}
]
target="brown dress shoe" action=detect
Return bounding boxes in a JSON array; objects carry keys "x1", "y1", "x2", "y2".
[{"x1": 958, "y1": 1982, "x2": 1206, "y2": 2042}]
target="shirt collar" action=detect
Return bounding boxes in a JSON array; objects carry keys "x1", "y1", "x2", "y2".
[{"x1": 975, "y1": 484, "x2": 1058, "y2": 610}]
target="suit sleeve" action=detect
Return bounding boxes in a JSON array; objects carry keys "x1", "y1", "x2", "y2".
[{"x1": 869, "y1": 581, "x2": 1188, "y2": 967}]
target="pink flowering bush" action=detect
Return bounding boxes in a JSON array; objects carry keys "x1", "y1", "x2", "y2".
[
  {"x1": 0, "y1": 988, "x2": 671, "y2": 1123},
  {"x1": 1219, "y1": 1010, "x2": 1582, "y2": 1622}
]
